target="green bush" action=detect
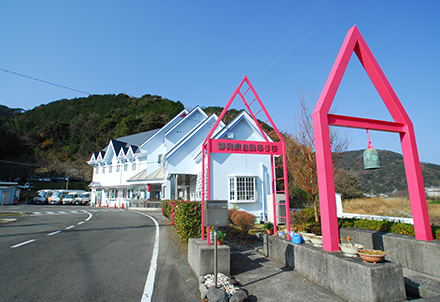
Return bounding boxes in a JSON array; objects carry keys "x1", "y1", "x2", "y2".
[
  {"x1": 290, "y1": 208, "x2": 315, "y2": 232},
  {"x1": 390, "y1": 222, "x2": 415, "y2": 236},
  {"x1": 339, "y1": 217, "x2": 440, "y2": 239},
  {"x1": 161, "y1": 200, "x2": 172, "y2": 218},
  {"x1": 161, "y1": 200, "x2": 201, "y2": 243},
  {"x1": 352, "y1": 219, "x2": 392, "y2": 231}
]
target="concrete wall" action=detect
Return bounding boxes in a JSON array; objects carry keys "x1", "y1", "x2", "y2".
[
  {"x1": 188, "y1": 238, "x2": 230, "y2": 277},
  {"x1": 340, "y1": 228, "x2": 440, "y2": 278},
  {"x1": 265, "y1": 235, "x2": 406, "y2": 302}
]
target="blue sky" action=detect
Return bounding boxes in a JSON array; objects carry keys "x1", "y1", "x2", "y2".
[{"x1": 1, "y1": 1, "x2": 439, "y2": 164}]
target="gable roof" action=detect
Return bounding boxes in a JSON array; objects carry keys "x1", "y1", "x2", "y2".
[
  {"x1": 213, "y1": 111, "x2": 269, "y2": 141},
  {"x1": 165, "y1": 113, "x2": 225, "y2": 160},
  {"x1": 139, "y1": 109, "x2": 189, "y2": 149},
  {"x1": 115, "y1": 129, "x2": 159, "y2": 148},
  {"x1": 164, "y1": 106, "x2": 208, "y2": 137}
]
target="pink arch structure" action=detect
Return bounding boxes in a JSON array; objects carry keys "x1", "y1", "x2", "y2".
[{"x1": 313, "y1": 25, "x2": 433, "y2": 252}]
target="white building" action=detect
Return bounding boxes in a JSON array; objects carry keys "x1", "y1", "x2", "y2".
[
  {"x1": 426, "y1": 186, "x2": 440, "y2": 198},
  {"x1": 88, "y1": 107, "x2": 277, "y2": 220}
]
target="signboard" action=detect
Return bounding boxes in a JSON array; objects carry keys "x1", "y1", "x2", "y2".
[{"x1": 210, "y1": 139, "x2": 283, "y2": 156}]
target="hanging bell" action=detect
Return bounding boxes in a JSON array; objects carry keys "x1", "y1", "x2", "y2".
[
  {"x1": 363, "y1": 147, "x2": 381, "y2": 170},
  {"x1": 363, "y1": 129, "x2": 381, "y2": 170}
]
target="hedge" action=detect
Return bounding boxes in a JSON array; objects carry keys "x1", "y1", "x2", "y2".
[
  {"x1": 162, "y1": 200, "x2": 202, "y2": 243},
  {"x1": 292, "y1": 208, "x2": 440, "y2": 240}
]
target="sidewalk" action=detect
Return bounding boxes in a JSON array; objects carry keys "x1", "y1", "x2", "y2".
[
  {"x1": 131, "y1": 207, "x2": 346, "y2": 301},
  {"x1": 227, "y1": 240, "x2": 346, "y2": 302}
]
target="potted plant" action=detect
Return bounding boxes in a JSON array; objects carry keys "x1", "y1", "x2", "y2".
[
  {"x1": 263, "y1": 222, "x2": 274, "y2": 235},
  {"x1": 277, "y1": 226, "x2": 285, "y2": 237},
  {"x1": 211, "y1": 230, "x2": 226, "y2": 245},
  {"x1": 310, "y1": 235, "x2": 323, "y2": 247},
  {"x1": 357, "y1": 249, "x2": 388, "y2": 264},
  {"x1": 338, "y1": 237, "x2": 364, "y2": 257},
  {"x1": 217, "y1": 231, "x2": 226, "y2": 245}
]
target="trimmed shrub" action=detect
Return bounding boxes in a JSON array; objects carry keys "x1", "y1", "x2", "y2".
[
  {"x1": 390, "y1": 222, "x2": 415, "y2": 236},
  {"x1": 162, "y1": 200, "x2": 172, "y2": 218},
  {"x1": 230, "y1": 210, "x2": 242, "y2": 225},
  {"x1": 228, "y1": 209, "x2": 238, "y2": 224},
  {"x1": 232, "y1": 211, "x2": 256, "y2": 233},
  {"x1": 352, "y1": 219, "x2": 392, "y2": 232},
  {"x1": 161, "y1": 199, "x2": 201, "y2": 243}
]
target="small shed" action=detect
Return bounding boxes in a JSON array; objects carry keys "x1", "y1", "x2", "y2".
[{"x1": 0, "y1": 182, "x2": 18, "y2": 205}]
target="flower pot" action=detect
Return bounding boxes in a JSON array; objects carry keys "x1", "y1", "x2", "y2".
[
  {"x1": 299, "y1": 232, "x2": 314, "y2": 243},
  {"x1": 310, "y1": 236, "x2": 323, "y2": 247},
  {"x1": 357, "y1": 249, "x2": 386, "y2": 264},
  {"x1": 339, "y1": 243, "x2": 364, "y2": 257},
  {"x1": 278, "y1": 232, "x2": 284, "y2": 237},
  {"x1": 266, "y1": 229, "x2": 274, "y2": 235},
  {"x1": 217, "y1": 239, "x2": 223, "y2": 246}
]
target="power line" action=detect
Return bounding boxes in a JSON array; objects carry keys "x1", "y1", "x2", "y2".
[
  {"x1": 0, "y1": 67, "x2": 91, "y2": 95},
  {"x1": 0, "y1": 159, "x2": 40, "y2": 167}
]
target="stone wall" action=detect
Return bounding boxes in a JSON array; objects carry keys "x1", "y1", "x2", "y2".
[{"x1": 265, "y1": 234, "x2": 406, "y2": 302}]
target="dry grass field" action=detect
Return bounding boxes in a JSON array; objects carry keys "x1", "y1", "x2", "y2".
[{"x1": 342, "y1": 197, "x2": 440, "y2": 226}]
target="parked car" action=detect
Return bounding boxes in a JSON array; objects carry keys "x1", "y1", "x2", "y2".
[
  {"x1": 48, "y1": 190, "x2": 71, "y2": 205},
  {"x1": 62, "y1": 192, "x2": 79, "y2": 205},
  {"x1": 33, "y1": 189, "x2": 54, "y2": 205},
  {"x1": 74, "y1": 192, "x2": 91, "y2": 205},
  {"x1": 62, "y1": 191, "x2": 85, "y2": 205}
]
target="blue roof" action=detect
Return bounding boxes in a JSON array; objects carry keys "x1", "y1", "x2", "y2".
[{"x1": 101, "y1": 129, "x2": 159, "y2": 154}]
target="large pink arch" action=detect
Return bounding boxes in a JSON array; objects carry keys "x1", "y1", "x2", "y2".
[{"x1": 313, "y1": 25, "x2": 433, "y2": 252}]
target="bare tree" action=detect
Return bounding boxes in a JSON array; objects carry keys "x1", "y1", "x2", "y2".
[{"x1": 284, "y1": 93, "x2": 349, "y2": 222}]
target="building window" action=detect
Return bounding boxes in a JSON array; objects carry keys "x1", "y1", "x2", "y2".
[
  {"x1": 116, "y1": 165, "x2": 120, "y2": 172},
  {"x1": 102, "y1": 166, "x2": 106, "y2": 174},
  {"x1": 132, "y1": 162, "x2": 136, "y2": 170},
  {"x1": 95, "y1": 166, "x2": 99, "y2": 174},
  {"x1": 228, "y1": 176, "x2": 257, "y2": 203},
  {"x1": 124, "y1": 163, "x2": 128, "y2": 171},
  {"x1": 109, "y1": 189, "x2": 117, "y2": 199},
  {"x1": 109, "y1": 165, "x2": 112, "y2": 173}
]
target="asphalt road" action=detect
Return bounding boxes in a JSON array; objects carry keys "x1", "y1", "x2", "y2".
[{"x1": 0, "y1": 205, "x2": 199, "y2": 302}]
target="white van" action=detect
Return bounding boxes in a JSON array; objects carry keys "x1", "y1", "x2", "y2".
[
  {"x1": 33, "y1": 189, "x2": 54, "y2": 204},
  {"x1": 74, "y1": 192, "x2": 91, "y2": 205},
  {"x1": 48, "y1": 190, "x2": 71, "y2": 205}
]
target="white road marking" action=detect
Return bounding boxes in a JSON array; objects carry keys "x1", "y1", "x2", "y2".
[
  {"x1": 46, "y1": 211, "x2": 55, "y2": 215},
  {"x1": 78, "y1": 221, "x2": 85, "y2": 225},
  {"x1": 11, "y1": 239, "x2": 36, "y2": 248},
  {"x1": 65, "y1": 225, "x2": 75, "y2": 230},
  {"x1": 58, "y1": 211, "x2": 67, "y2": 214},
  {"x1": 47, "y1": 230, "x2": 62, "y2": 236},
  {"x1": 84, "y1": 211, "x2": 92, "y2": 221},
  {"x1": 134, "y1": 211, "x2": 160, "y2": 302},
  {"x1": 32, "y1": 212, "x2": 42, "y2": 215}
]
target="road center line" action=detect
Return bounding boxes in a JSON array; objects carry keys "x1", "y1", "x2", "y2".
[
  {"x1": 11, "y1": 239, "x2": 36, "y2": 248},
  {"x1": 134, "y1": 211, "x2": 160, "y2": 302},
  {"x1": 65, "y1": 225, "x2": 75, "y2": 230},
  {"x1": 47, "y1": 231, "x2": 62, "y2": 236},
  {"x1": 78, "y1": 221, "x2": 85, "y2": 225}
]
